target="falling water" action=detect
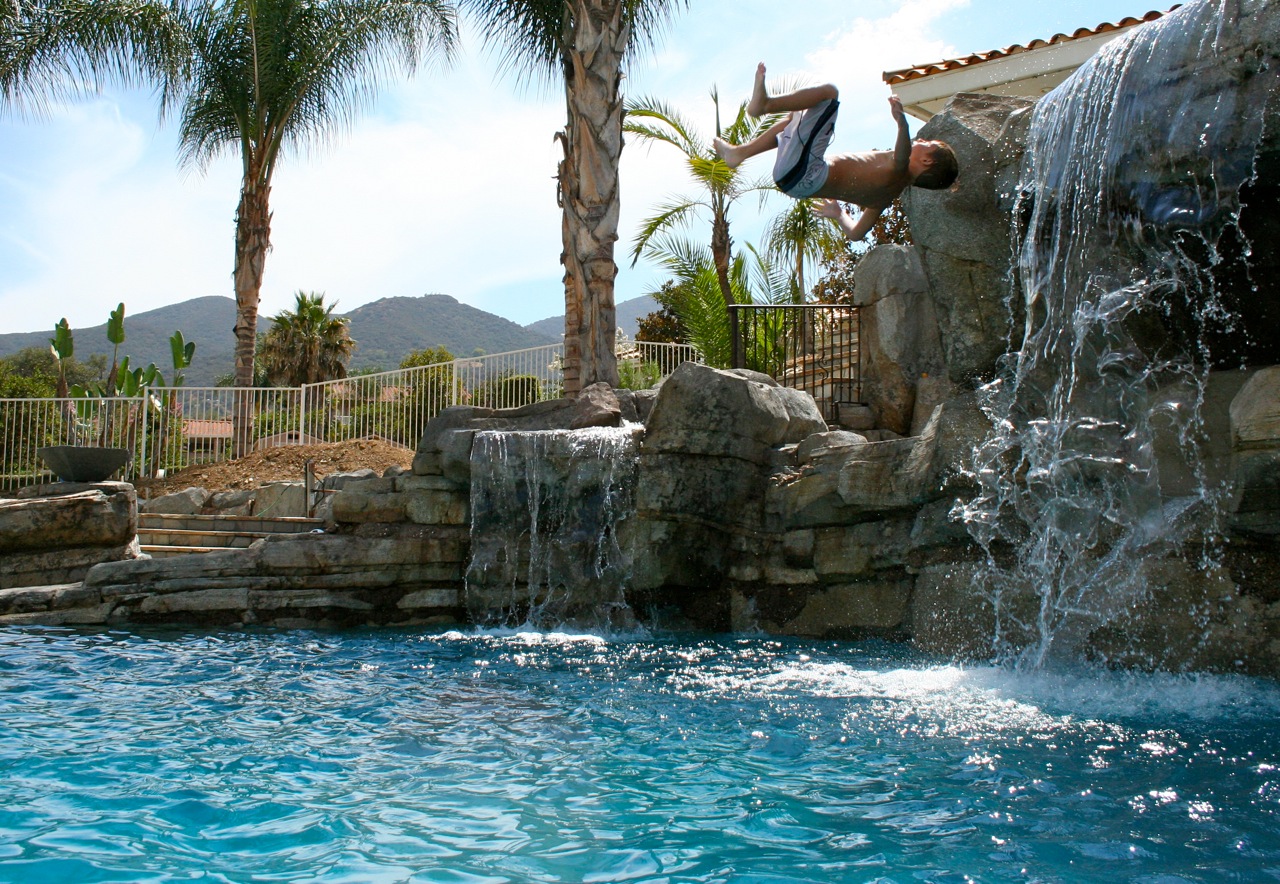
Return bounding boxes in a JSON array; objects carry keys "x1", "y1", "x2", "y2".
[
  {"x1": 466, "y1": 426, "x2": 642, "y2": 630},
  {"x1": 961, "y1": 0, "x2": 1278, "y2": 667}
]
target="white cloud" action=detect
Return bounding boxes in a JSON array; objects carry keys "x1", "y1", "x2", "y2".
[{"x1": 804, "y1": 0, "x2": 970, "y2": 145}]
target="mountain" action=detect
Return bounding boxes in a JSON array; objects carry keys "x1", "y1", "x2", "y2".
[
  {"x1": 525, "y1": 294, "x2": 659, "y2": 341},
  {"x1": 0, "y1": 296, "x2": 238, "y2": 387},
  {"x1": 0, "y1": 294, "x2": 561, "y2": 386},
  {"x1": 345, "y1": 295, "x2": 556, "y2": 371}
]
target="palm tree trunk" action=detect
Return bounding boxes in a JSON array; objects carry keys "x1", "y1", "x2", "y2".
[
  {"x1": 558, "y1": 0, "x2": 624, "y2": 396},
  {"x1": 711, "y1": 208, "x2": 733, "y2": 309},
  {"x1": 232, "y1": 176, "x2": 271, "y2": 455}
]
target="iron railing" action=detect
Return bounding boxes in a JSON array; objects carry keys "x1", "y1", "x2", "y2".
[
  {"x1": 0, "y1": 341, "x2": 701, "y2": 490},
  {"x1": 728, "y1": 304, "x2": 862, "y2": 422}
]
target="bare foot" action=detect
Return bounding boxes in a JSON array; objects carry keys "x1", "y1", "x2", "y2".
[
  {"x1": 746, "y1": 62, "x2": 768, "y2": 117},
  {"x1": 713, "y1": 136, "x2": 743, "y2": 169}
]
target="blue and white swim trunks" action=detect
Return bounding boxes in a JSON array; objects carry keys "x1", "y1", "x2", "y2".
[{"x1": 773, "y1": 98, "x2": 839, "y2": 198}]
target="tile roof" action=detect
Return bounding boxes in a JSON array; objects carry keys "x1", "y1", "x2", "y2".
[
  {"x1": 883, "y1": 8, "x2": 1175, "y2": 85},
  {"x1": 183, "y1": 419, "x2": 233, "y2": 439}
]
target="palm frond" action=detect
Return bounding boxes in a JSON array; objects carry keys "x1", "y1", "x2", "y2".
[
  {"x1": 623, "y1": 94, "x2": 701, "y2": 154},
  {"x1": 1, "y1": 0, "x2": 187, "y2": 119},
  {"x1": 630, "y1": 197, "x2": 703, "y2": 266},
  {"x1": 176, "y1": 0, "x2": 457, "y2": 172},
  {"x1": 742, "y1": 242, "x2": 793, "y2": 305}
]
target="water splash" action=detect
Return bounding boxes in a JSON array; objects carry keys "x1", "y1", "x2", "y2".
[
  {"x1": 960, "y1": 0, "x2": 1277, "y2": 667},
  {"x1": 466, "y1": 426, "x2": 641, "y2": 630}
]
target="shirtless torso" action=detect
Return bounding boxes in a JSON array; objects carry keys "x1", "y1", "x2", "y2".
[{"x1": 815, "y1": 150, "x2": 912, "y2": 210}]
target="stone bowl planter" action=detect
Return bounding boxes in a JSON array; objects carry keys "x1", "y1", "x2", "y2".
[{"x1": 37, "y1": 446, "x2": 131, "y2": 482}]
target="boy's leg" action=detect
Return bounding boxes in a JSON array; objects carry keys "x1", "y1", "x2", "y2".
[
  {"x1": 714, "y1": 115, "x2": 790, "y2": 169},
  {"x1": 747, "y1": 62, "x2": 838, "y2": 116}
]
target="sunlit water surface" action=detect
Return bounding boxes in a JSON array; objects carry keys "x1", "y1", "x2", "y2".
[{"x1": 1, "y1": 628, "x2": 1278, "y2": 882}]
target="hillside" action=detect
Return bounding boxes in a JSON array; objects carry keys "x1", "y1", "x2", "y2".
[
  {"x1": 0, "y1": 294, "x2": 561, "y2": 386},
  {"x1": 346, "y1": 295, "x2": 556, "y2": 371},
  {"x1": 525, "y1": 294, "x2": 659, "y2": 340}
]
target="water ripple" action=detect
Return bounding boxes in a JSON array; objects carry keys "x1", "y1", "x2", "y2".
[{"x1": 0, "y1": 628, "x2": 1277, "y2": 882}]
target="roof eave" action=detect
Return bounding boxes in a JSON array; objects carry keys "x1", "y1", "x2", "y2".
[{"x1": 889, "y1": 24, "x2": 1146, "y2": 121}]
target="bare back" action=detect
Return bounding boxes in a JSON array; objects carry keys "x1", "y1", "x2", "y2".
[{"x1": 814, "y1": 149, "x2": 911, "y2": 209}]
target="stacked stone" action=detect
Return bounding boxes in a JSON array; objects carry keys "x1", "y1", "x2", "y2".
[
  {"x1": 625, "y1": 362, "x2": 993, "y2": 643},
  {"x1": 0, "y1": 481, "x2": 140, "y2": 593}
]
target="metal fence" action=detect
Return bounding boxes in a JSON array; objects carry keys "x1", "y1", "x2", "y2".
[
  {"x1": 728, "y1": 304, "x2": 862, "y2": 422},
  {"x1": 0, "y1": 341, "x2": 700, "y2": 490}
]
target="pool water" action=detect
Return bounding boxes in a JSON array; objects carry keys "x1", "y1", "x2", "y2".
[{"x1": 1, "y1": 628, "x2": 1277, "y2": 883}]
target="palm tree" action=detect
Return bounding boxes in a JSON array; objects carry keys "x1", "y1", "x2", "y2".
[
  {"x1": 643, "y1": 233, "x2": 790, "y2": 368},
  {"x1": 7, "y1": 0, "x2": 456, "y2": 451},
  {"x1": 624, "y1": 88, "x2": 779, "y2": 309},
  {"x1": 159, "y1": 0, "x2": 456, "y2": 399},
  {"x1": 1, "y1": 0, "x2": 179, "y2": 116},
  {"x1": 460, "y1": 0, "x2": 687, "y2": 395},
  {"x1": 763, "y1": 198, "x2": 845, "y2": 303},
  {"x1": 260, "y1": 291, "x2": 354, "y2": 386}
]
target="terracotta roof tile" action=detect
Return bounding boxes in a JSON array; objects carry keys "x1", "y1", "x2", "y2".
[
  {"x1": 183, "y1": 419, "x2": 233, "y2": 439},
  {"x1": 883, "y1": 8, "x2": 1175, "y2": 85}
]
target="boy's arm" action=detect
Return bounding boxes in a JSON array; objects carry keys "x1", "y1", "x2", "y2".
[
  {"x1": 889, "y1": 95, "x2": 911, "y2": 172},
  {"x1": 815, "y1": 199, "x2": 884, "y2": 242}
]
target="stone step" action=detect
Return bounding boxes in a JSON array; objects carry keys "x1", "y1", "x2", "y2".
[
  {"x1": 139, "y1": 544, "x2": 224, "y2": 558},
  {"x1": 136, "y1": 528, "x2": 282, "y2": 549},
  {"x1": 137, "y1": 513, "x2": 323, "y2": 535},
  {"x1": 137, "y1": 513, "x2": 324, "y2": 557}
]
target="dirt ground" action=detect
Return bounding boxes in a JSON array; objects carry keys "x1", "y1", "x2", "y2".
[{"x1": 135, "y1": 438, "x2": 415, "y2": 497}]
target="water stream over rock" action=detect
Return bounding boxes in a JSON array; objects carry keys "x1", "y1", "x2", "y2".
[
  {"x1": 961, "y1": 0, "x2": 1280, "y2": 667},
  {"x1": 466, "y1": 426, "x2": 642, "y2": 630}
]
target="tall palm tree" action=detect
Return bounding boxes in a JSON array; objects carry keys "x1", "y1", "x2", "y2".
[
  {"x1": 624, "y1": 88, "x2": 779, "y2": 309},
  {"x1": 460, "y1": 0, "x2": 686, "y2": 395},
  {"x1": 260, "y1": 290, "x2": 354, "y2": 385},
  {"x1": 160, "y1": 0, "x2": 456, "y2": 399}
]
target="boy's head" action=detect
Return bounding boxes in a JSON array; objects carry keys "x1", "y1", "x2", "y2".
[{"x1": 909, "y1": 140, "x2": 959, "y2": 190}]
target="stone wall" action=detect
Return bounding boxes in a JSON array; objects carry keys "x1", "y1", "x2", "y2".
[
  {"x1": 2, "y1": 359, "x2": 1279, "y2": 673},
  {"x1": 0, "y1": 481, "x2": 141, "y2": 590}
]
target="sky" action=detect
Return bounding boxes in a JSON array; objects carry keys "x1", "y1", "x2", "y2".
[{"x1": 0, "y1": 0, "x2": 1151, "y2": 336}]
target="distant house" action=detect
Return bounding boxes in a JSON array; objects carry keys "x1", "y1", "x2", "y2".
[{"x1": 884, "y1": 9, "x2": 1171, "y2": 121}]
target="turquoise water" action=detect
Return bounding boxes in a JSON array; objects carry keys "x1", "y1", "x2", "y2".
[{"x1": 1, "y1": 628, "x2": 1278, "y2": 882}]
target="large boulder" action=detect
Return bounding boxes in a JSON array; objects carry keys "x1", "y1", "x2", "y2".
[
  {"x1": 641, "y1": 364, "x2": 826, "y2": 464},
  {"x1": 0, "y1": 482, "x2": 140, "y2": 589},
  {"x1": 907, "y1": 93, "x2": 1034, "y2": 382},
  {"x1": 628, "y1": 364, "x2": 827, "y2": 604},
  {"x1": 140, "y1": 486, "x2": 210, "y2": 515},
  {"x1": 412, "y1": 383, "x2": 623, "y2": 484},
  {"x1": 850, "y1": 245, "x2": 946, "y2": 434}
]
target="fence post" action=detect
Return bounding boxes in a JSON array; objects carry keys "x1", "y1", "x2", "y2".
[
  {"x1": 299, "y1": 383, "x2": 307, "y2": 444},
  {"x1": 138, "y1": 394, "x2": 149, "y2": 481},
  {"x1": 451, "y1": 360, "x2": 461, "y2": 408},
  {"x1": 730, "y1": 306, "x2": 741, "y2": 369}
]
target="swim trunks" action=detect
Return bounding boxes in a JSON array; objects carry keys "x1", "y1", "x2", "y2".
[{"x1": 773, "y1": 98, "x2": 839, "y2": 198}]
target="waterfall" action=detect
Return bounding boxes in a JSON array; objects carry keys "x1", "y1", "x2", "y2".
[
  {"x1": 960, "y1": 0, "x2": 1278, "y2": 666},
  {"x1": 466, "y1": 426, "x2": 642, "y2": 630}
]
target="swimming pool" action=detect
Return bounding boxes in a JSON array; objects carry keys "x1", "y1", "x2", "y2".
[{"x1": 1, "y1": 627, "x2": 1277, "y2": 882}]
